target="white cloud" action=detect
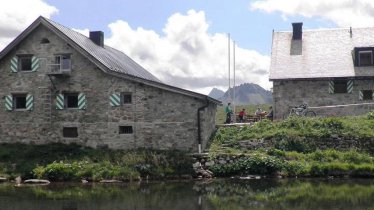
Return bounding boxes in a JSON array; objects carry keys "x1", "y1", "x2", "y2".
[
  {"x1": 106, "y1": 10, "x2": 270, "y2": 94},
  {"x1": 251, "y1": 0, "x2": 374, "y2": 27},
  {"x1": 0, "y1": 0, "x2": 58, "y2": 50},
  {"x1": 72, "y1": 28, "x2": 89, "y2": 37}
]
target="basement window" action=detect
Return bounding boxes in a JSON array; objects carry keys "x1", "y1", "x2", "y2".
[
  {"x1": 13, "y1": 94, "x2": 27, "y2": 109},
  {"x1": 122, "y1": 93, "x2": 132, "y2": 104},
  {"x1": 18, "y1": 55, "x2": 33, "y2": 71},
  {"x1": 65, "y1": 93, "x2": 79, "y2": 108},
  {"x1": 119, "y1": 126, "x2": 133, "y2": 134},
  {"x1": 63, "y1": 127, "x2": 78, "y2": 138},
  {"x1": 359, "y1": 51, "x2": 373, "y2": 66},
  {"x1": 334, "y1": 80, "x2": 348, "y2": 93},
  {"x1": 363, "y1": 90, "x2": 373, "y2": 100}
]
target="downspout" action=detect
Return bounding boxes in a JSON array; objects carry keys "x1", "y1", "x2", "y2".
[{"x1": 197, "y1": 97, "x2": 209, "y2": 154}]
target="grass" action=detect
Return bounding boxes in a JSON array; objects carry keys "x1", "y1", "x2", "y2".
[{"x1": 0, "y1": 143, "x2": 193, "y2": 181}]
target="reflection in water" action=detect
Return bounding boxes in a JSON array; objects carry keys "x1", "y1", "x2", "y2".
[{"x1": 0, "y1": 179, "x2": 374, "y2": 210}]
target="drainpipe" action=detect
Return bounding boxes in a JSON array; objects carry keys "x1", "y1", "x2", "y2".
[{"x1": 197, "y1": 97, "x2": 209, "y2": 154}]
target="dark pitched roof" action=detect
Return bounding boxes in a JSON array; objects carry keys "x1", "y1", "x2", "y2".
[
  {"x1": 270, "y1": 27, "x2": 374, "y2": 80},
  {"x1": 0, "y1": 16, "x2": 220, "y2": 104}
]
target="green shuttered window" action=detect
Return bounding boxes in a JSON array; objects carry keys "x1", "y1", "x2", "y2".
[
  {"x1": 10, "y1": 55, "x2": 39, "y2": 72},
  {"x1": 5, "y1": 94, "x2": 33, "y2": 111},
  {"x1": 56, "y1": 93, "x2": 86, "y2": 110},
  {"x1": 328, "y1": 80, "x2": 353, "y2": 94}
]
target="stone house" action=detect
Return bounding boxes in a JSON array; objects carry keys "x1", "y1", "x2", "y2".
[
  {"x1": 0, "y1": 16, "x2": 220, "y2": 152},
  {"x1": 270, "y1": 23, "x2": 374, "y2": 119}
]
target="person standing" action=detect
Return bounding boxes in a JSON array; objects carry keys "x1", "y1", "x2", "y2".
[
  {"x1": 239, "y1": 109, "x2": 246, "y2": 123},
  {"x1": 225, "y1": 103, "x2": 233, "y2": 124}
]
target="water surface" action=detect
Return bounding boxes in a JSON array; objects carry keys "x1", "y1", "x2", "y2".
[{"x1": 1, "y1": 179, "x2": 374, "y2": 210}]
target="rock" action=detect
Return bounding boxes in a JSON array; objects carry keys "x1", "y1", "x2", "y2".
[
  {"x1": 24, "y1": 179, "x2": 50, "y2": 184},
  {"x1": 205, "y1": 161, "x2": 215, "y2": 167},
  {"x1": 81, "y1": 179, "x2": 88, "y2": 184},
  {"x1": 99, "y1": 179, "x2": 122, "y2": 183},
  {"x1": 0, "y1": 177, "x2": 7, "y2": 182},
  {"x1": 192, "y1": 162, "x2": 201, "y2": 169}
]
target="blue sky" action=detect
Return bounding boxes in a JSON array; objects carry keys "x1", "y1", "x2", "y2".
[
  {"x1": 44, "y1": 0, "x2": 333, "y2": 55},
  {"x1": 1, "y1": 0, "x2": 373, "y2": 94}
]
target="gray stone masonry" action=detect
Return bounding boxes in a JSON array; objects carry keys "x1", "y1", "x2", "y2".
[
  {"x1": 0, "y1": 25, "x2": 217, "y2": 151},
  {"x1": 273, "y1": 80, "x2": 374, "y2": 119}
]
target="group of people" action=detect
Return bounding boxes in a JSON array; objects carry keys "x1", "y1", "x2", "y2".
[{"x1": 225, "y1": 103, "x2": 273, "y2": 124}]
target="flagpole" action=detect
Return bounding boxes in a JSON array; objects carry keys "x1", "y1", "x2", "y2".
[
  {"x1": 233, "y1": 41, "x2": 236, "y2": 115},
  {"x1": 228, "y1": 33, "x2": 231, "y2": 103}
]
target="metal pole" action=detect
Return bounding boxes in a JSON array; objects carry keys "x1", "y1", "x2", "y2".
[
  {"x1": 233, "y1": 41, "x2": 236, "y2": 115},
  {"x1": 228, "y1": 33, "x2": 231, "y2": 103}
]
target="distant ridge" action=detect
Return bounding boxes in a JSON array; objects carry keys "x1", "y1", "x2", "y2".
[{"x1": 209, "y1": 83, "x2": 272, "y2": 105}]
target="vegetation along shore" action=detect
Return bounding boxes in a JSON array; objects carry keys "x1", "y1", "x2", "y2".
[{"x1": 0, "y1": 112, "x2": 373, "y2": 182}]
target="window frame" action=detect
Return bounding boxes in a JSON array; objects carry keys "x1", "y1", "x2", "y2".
[
  {"x1": 119, "y1": 126, "x2": 133, "y2": 134},
  {"x1": 63, "y1": 127, "x2": 78, "y2": 138},
  {"x1": 18, "y1": 55, "x2": 33, "y2": 72},
  {"x1": 358, "y1": 50, "x2": 373, "y2": 66},
  {"x1": 64, "y1": 93, "x2": 79, "y2": 109},
  {"x1": 333, "y1": 80, "x2": 348, "y2": 94},
  {"x1": 121, "y1": 92, "x2": 132, "y2": 104},
  {"x1": 13, "y1": 94, "x2": 27, "y2": 110},
  {"x1": 362, "y1": 90, "x2": 373, "y2": 100},
  {"x1": 54, "y1": 54, "x2": 71, "y2": 71}
]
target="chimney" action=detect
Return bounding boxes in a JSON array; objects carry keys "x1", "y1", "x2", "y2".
[
  {"x1": 89, "y1": 31, "x2": 104, "y2": 47},
  {"x1": 292, "y1": 22, "x2": 303, "y2": 40}
]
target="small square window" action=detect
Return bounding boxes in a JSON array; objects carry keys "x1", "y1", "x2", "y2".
[
  {"x1": 63, "y1": 127, "x2": 78, "y2": 138},
  {"x1": 119, "y1": 126, "x2": 133, "y2": 134},
  {"x1": 359, "y1": 51, "x2": 373, "y2": 66},
  {"x1": 334, "y1": 80, "x2": 348, "y2": 93},
  {"x1": 363, "y1": 90, "x2": 373, "y2": 100},
  {"x1": 122, "y1": 93, "x2": 132, "y2": 104},
  {"x1": 19, "y1": 56, "x2": 32, "y2": 71},
  {"x1": 65, "y1": 93, "x2": 79, "y2": 108},
  {"x1": 13, "y1": 94, "x2": 27, "y2": 109}
]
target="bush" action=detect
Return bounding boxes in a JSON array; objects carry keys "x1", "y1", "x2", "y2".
[{"x1": 282, "y1": 161, "x2": 307, "y2": 176}]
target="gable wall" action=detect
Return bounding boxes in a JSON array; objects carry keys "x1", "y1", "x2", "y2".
[{"x1": 0, "y1": 25, "x2": 216, "y2": 151}]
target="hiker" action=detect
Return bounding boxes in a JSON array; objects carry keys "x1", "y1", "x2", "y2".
[
  {"x1": 255, "y1": 107, "x2": 266, "y2": 120},
  {"x1": 266, "y1": 106, "x2": 273, "y2": 121},
  {"x1": 225, "y1": 103, "x2": 233, "y2": 124},
  {"x1": 238, "y1": 109, "x2": 246, "y2": 123}
]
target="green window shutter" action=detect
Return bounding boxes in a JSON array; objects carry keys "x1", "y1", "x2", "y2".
[
  {"x1": 328, "y1": 81, "x2": 334, "y2": 94},
  {"x1": 78, "y1": 93, "x2": 86, "y2": 110},
  {"x1": 26, "y1": 94, "x2": 34, "y2": 111},
  {"x1": 31, "y1": 56, "x2": 39, "y2": 72},
  {"x1": 11, "y1": 56, "x2": 18, "y2": 73},
  {"x1": 110, "y1": 93, "x2": 121, "y2": 106},
  {"x1": 359, "y1": 90, "x2": 363, "y2": 100},
  {"x1": 56, "y1": 94, "x2": 64, "y2": 110},
  {"x1": 347, "y1": 80, "x2": 353, "y2": 93},
  {"x1": 5, "y1": 95, "x2": 13, "y2": 111}
]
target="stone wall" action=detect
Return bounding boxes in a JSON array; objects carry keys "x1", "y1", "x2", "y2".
[
  {"x1": 0, "y1": 25, "x2": 217, "y2": 152},
  {"x1": 273, "y1": 80, "x2": 374, "y2": 119}
]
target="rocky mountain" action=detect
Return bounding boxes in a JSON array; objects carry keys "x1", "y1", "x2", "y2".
[
  {"x1": 208, "y1": 88, "x2": 225, "y2": 100},
  {"x1": 209, "y1": 83, "x2": 272, "y2": 105}
]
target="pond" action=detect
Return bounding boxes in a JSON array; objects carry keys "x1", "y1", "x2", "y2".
[{"x1": 1, "y1": 178, "x2": 374, "y2": 210}]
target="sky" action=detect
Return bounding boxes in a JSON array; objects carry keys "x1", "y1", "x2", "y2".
[{"x1": 1, "y1": 0, "x2": 374, "y2": 94}]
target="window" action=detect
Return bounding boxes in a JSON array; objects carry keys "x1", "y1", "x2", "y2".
[
  {"x1": 359, "y1": 51, "x2": 373, "y2": 66},
  {"x1": 119, "y1": 126, "x2": 133, "y2": 134},
  {"x1": 363, "y1": 90, "x2": 373, "y2": 100},
  {"x1": 55, "y1": 54, "x2": 71, "y2": 70},
  {"x1": 63, "y1": 127, "x2": 78, "y2": 138},
  {"x1": 122, "y1": 93, "x2": 132, "y2": 104},
  {"x1": 334, "y1": 80, "x2": 348, "y2": 93},
  {"x1": 40, "y1": 38, "x2": 50, "y2": 44},
  {"x1": 18, "y1": 55, "x2": 32, "y2": 71},
  {"x1": 13, "y1": 94, "x2": 27, "y2": 109},
  {"x1": 65, "y1": 93, "x2": 79, "y2": 108}
]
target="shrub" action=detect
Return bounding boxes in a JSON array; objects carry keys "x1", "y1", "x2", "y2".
[{"x1": 282, "y1": 161, "x2": 307, "y2": 176}]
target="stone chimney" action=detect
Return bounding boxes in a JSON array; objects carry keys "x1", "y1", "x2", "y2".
[
  {"x1": 89, "y1": 31, "x2": 104, "y2": 47},
  {"x1": 292, "y1": 22, "x2": 303, "y2": 40}
]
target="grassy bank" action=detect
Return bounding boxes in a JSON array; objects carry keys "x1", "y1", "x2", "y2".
[
  {"x1": 0, "y1": 143, "x2": 193, "y2": 181},
  {"x1": 207, "y1": 112, "x2": 374, "y2": 178}
]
